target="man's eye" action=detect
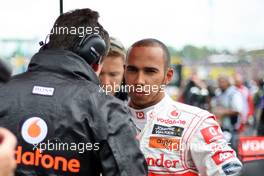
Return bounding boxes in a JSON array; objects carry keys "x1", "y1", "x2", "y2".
[
  {"x1": 109, "y1": 73, "x2": 118, "y2": 77},
  {"x1": 146, "y1": 70, "x2": 156, "y2": 73},
  {"x1": 145, "y1": 69, "x2": 157, "y2": 74},
  {"x1": 127, "y1": 68, "x2": 137, "y2": 72}
]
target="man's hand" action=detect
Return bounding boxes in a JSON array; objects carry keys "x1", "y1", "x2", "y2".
[{"x1": 0, "y1": 128, "x2": 17, "y2": 176}]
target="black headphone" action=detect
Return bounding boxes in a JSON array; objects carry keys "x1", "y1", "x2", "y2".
[
  {"x1": 39, "y1": 34, "x2": 106, "y2": 65},
  {"x1": 73, "y1": 34, "x2": 107, "y2": 65}
]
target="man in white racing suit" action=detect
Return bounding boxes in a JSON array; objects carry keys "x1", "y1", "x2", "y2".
[{"x1": 124, "y1": 38, "x2": 242, "y2": 176}]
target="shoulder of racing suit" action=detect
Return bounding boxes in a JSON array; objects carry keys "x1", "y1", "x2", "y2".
[
  {"x1": 133, "y1": 94, "x2": 242, "y2": 176},
  {"x1": 167, "y1": 96, "x2": 242, "y2": 176}
]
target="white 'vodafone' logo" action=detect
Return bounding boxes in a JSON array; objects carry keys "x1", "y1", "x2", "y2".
[{"x1": 21, "y1": 117, "x2": 48, "y2": 144}]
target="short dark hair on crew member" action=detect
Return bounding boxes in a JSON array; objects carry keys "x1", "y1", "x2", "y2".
[
  {"x1": 128, "y1": 38, "x2": 171, "y2": 69},
  {"x1": 46, "y1": 8, "x2": 110, "y2": 55}
]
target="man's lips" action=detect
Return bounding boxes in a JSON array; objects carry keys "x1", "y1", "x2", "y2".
[
  {"x1": 135, "y1": 91, "x2": 145, "y2": 94},
  {"x1": 129, "y1": 85, "x2": 150, "y2": 95},
  {"x1": 133, "y1": 91, "x2": 148, "y2": 96}
]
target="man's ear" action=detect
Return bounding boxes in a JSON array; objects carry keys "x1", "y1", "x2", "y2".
[
  {"x1": 164, "y1": 68, "x2": 174, "y2": 85},
  {"x1": 92, "y1": 63, "x2": 103, "y2": 76}
]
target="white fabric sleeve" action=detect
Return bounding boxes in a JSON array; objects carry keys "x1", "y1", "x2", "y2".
[{"x1": 190, "y1": 117, "x2": 242, "y2": 176}]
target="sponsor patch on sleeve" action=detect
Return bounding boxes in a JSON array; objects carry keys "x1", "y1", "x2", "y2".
[
  {"x1": 222, "y1": 162, "x2": 242, "y2": 175},
  {"x1": 212, "y1": 151, "x2": 235, "y2": 165},
  {"x1": 200, "y1": 126, "x2": 224, "y2": 144}
]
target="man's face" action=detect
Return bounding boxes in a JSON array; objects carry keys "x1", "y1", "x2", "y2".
[
  {"x1": 234, "y1": 74, "x2": 243, "y2": 87},
  {"x1": 99, "y1": 56, "x2": 124, "y2": 95},
  {"x1": 125, "y1": 46, "x2": 173, "y2": 109},
  {"x1": 218, "y1": 78, "x2": 229, "y2": 91}
]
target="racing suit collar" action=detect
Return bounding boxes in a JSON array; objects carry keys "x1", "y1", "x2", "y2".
[
  {"x1": 129, "y1": 93, "x2": 170, "y2": 112},
  {"x1": 28, "y1": 49, "x2": 99, "y2": 85},
  {"x1": 129, "y1": 93, "x2": 170, "y2": 130}
]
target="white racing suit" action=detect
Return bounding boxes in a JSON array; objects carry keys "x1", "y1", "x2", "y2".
[{"x1": 129, "y1": 94, "x2": 242, "y2": 176}]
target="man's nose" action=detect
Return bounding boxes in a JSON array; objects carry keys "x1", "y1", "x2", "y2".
[{"x1": 135, "y1": 72, "x2": 145, "y2": 85}]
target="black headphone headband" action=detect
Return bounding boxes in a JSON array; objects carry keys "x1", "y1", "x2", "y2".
[
  {"x1": 73, "y1": 34, "x2": 106, "y2": 65},
  {"x1": 39, "y1": 34, "x2": 106, "y2": 65}
]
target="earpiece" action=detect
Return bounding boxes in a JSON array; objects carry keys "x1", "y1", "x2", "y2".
[{"x1": 73, "y1": 34, "x2": 106, "y2": 65}]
